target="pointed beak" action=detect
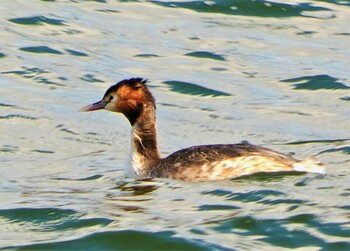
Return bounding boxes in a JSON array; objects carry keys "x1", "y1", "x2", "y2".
[{"x1": 79, "y1": 100, "x2": 107, "y2": 112}]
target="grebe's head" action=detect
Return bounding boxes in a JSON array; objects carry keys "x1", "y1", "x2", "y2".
[{"x1": 80, "y1": 78, "x2": 155, "y2": 125}]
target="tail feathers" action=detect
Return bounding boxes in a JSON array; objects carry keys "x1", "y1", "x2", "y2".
[{"x1": 293, "y1": 157, "x2": 326, "y2": 175}]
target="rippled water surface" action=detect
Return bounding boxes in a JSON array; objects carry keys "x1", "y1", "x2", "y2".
[{"x1": 1, "y1": 0, "x2": 349, "y2": 250}]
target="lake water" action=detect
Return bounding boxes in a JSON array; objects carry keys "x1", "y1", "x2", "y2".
[{"x1": 0, "y1": 0, "x2": 349, "y2": 250}]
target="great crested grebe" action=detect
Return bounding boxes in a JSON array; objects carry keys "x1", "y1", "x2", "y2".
[{"x1": 80, "y1": 78, "x2": 325, "y2": 181}]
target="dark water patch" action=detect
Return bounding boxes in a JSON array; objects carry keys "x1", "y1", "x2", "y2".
[
  {"x1": 80, "y1": 74, "x2": 104, "y2": 83},
  {"x1": 35, "y1": 76, "x2": 65, "y2": 86},
  {"x1": 56, "y1": 76, "x2": 68, "y2": 82},
  {"x1": 263, "y1": 218, "x2": 347, "y2": 248},
  {"x1": 287, "y1": 213, "x2": 315, "y2": 223},
  {"x1": 287, "y1": 138, "x2": 350, "y2": 145},
  {"x1": 280, "y1": 75, "x2": 349, "y2": 90},
  {"x1": 65, "y1": 49, "x2": 89, "y2": 57},
  {"x1": 201, "y1": 189, "x2": 233, "y2": 197},
  {"x1": 96, "y1": 9, "x2": 121, "y2": 13},
  {"x1": 338, "y1": 204, "x2": 350, "y2": 209},
  {"x1": 335, "y1": 32, "x2": 350, "y2": 36},
  {"x1": 0, "y1": 208, "x2": 76, "y2": 226},
  {"x1": 189, "y1": 36, "x2": 200, "y2": 40},
  {"x1": 32, "y1": 150, "x2": 55, "y2": 154},
  {"x1": 319, "y1": 146, "x2": 350, "y2": 155},
  {"x1": 150, "y1": 0, "x2": 331, "y2": 18},
  {"x1": 9, "y1": 230, "x2": 217, "y2": 251},
  {"x1": 8, "y1": 16, "x2": 66, "y2": 26},
  {"x1": 199, "y1": 204, "x2": 240, "y2": 211},
  {"x1": 2, "y1": 67, "x2": 48, "y2": 76},
  {"x1": 2, "y1": 67, "x2": 64, "y2": 86},
  {"x1": 52, "y1": 217, "x2": 112, "y2": 231},
  {"x1": 78, "y1": 174, "x2": 104, "y2": 181},
  {"x1": 54, "y1": 175, "x2": 104, "y2": 181},
  {"x1": 134, "y1": 53, "x2": 160, "y2": 58},
  {"x1": 86, "y1": 132, "x2": 98, "y2": 135},
  {"x1": 200, "y1": 107, "x2": 216, "y2": 112},
  {"x1": 0, "y1": 208, "x2": 112, "y2": 233},
  {"x1": 281, "y1": 110, "x2": 311, "y2": 116},
  {"x1": 289, "y1": 214, "x2": 350, "y2": 238},
  {"x1": 163, "y1": 80, "x2": 231, "y2": 97},
  {"x1": 286, "y1": 205, "x2": 299, "y2": 212},
  {"x1": 0, "y1": 114, "x2": 37, "y2": 120},
  {"x1": 20, "y1": 46, "x2": 63, "y2": 55},
  {"x1": 294, "y1": 177, "x2": 317, "y2": 187},
  {"x1": 202, "y1": 189, "x2": 288, "y2": 204},
  {"x1": 185, "y1": 51, "x2": 226, "y2": 61},
  {"x1": 243, "y1": 71, "x2": 258, "y2": 78},
  {"x1": 296, "y1": 30, "x2": 317, "y2": 36},
  {"x1": 211, "y1": 67, "x2": 228, "y2": 71},
  {"x1": 260, "y1": 198, "x2": 305, "y2": 205},
  {"x1": 0, "y1": 145, "x2": 18, "y2": 153},
  {"x1": 0, "y1": 52, "x2": 6, "y2": 59},
  {"x1": 60, "y1": 128, "x2": 79, "y2": 135},
  {"x1": 212, "y1": 214, "x2": 336, "y2": 249},
  {"x1": 340, "y1": 96, "x2": 350, "y2": 101},
  {"x1": 190, "y1": 228, "x2": 207, "y2": 235},
  {"x1": 64, "y1": 28, "x2": 83, "y2": 35},
  {"x1": 324, "y1": 242, "x2": 350, "y2": 250},
  {"x1": 228, "y1": 190, "x2": 286, "y2": 203},
  {"x1": 58, "y1": 125, "x2": 80, "y2": 136},
  {"x1": 0, "y1": 102, "x2": 16, "y2": 108}
]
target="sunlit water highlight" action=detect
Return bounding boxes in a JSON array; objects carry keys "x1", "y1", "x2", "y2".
[{"x1": 0, "y1": 0, "x2": 349, "y2": 250}]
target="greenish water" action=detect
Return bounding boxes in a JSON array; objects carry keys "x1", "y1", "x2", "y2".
[{"x1": 0, "y1": 0, "x2": 349, "y2": 250}]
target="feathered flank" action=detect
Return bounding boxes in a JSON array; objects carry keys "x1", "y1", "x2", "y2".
[{"x1": 293, "y1": 157, "x2": 326, "y2": 174}]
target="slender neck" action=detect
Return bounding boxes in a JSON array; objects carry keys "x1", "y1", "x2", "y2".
[{"x1": 130, "y1": 103, "x2": 161, "y2": 177}]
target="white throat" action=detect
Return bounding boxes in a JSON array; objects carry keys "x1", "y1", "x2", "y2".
[{"x1": 127, "y1": 126, "x2": 147, "y2": 177}]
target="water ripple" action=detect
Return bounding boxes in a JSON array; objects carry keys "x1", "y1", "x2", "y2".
[
  {"x1": 319, "y1": 147, "x2": 350, "y2": 155},
  {"x1": 2, "y1": 67, "x2": 66, "y2": 86},
  {"x1": 0, "y1": 103, "x2": 16, "y2": 108},
  {"x1": 163, "y1": 80, "x2": 231, "y2": 97},
  {"x1": 80, "y1": 74, "x2": 104, "y2": 83},
  {"x1": 212, "y1": 214, "x2": 349, "y2": 249},
  {"x1": 286, "y1": 138, "x2": 350, "y2": 145},
  {"x1": 20, "y1": 46, "x2": 63, "y2": 55},
  {"x1": 65, "y1": 49, "x2": 89, "y2": 57},
  {"x1": 151, "y1": 0, "x2": 333, "y2": 18},
  {"x1": 280, "y1": 75, "x2": 350, "y2": 90},
  {"x1": 0, "y1": 114, "x2": 37, "y2": 120},
  {"x1": 7, "y1": 230, "x2": 220, "y2": 251},
  {"x1": 134, "y1": 53, "x2": 161, "y2": 58},
  {"x1": 8, "y1": 16, "x2": 66, "y2": 26},
  {"x1": 0, "y1": 207, "x2": 111, "y2": 232},
  {"x1": 185, "y1": 51, "x2": 226, "y2": 61}
]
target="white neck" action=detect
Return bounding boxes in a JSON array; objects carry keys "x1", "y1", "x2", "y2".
[{"x1": 127, "y1": 126, "x2": 148, "y2": 177}]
